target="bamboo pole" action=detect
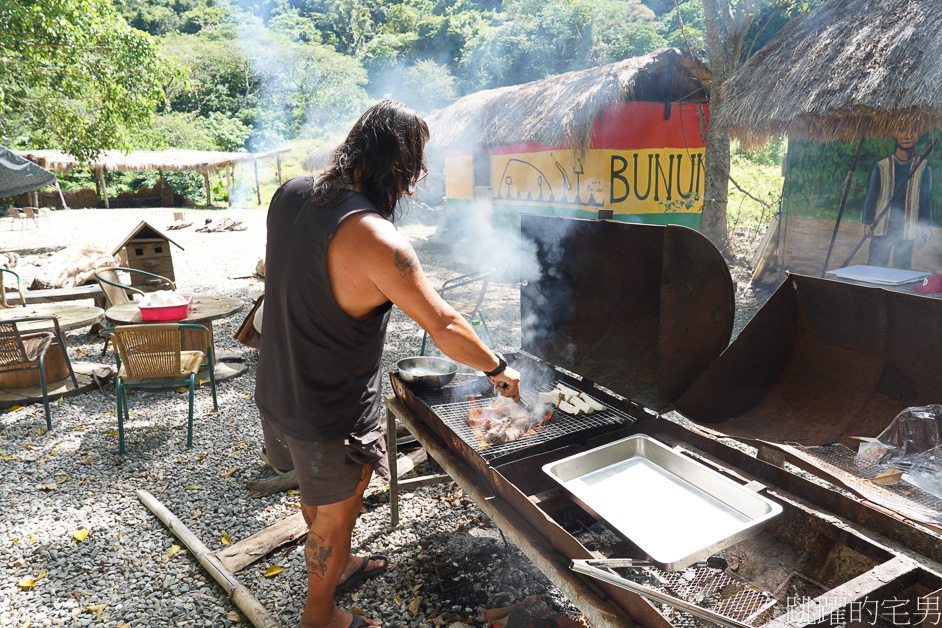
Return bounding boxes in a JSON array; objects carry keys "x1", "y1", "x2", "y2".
[
  {"x1": 204, "y1": 172, "x2": 212, "y2": 208},
  {"x1": 226, "y1": 166, "x2": 232, "y2": 208},
  {"x1": 99, "y1": 167, "x2": 110, "y2": 209},
  {"x1": 55, "y1": 180, "x2": 69, "y2": 210},
  {"x1": 254, "y1": 161, "x2": 261, "y2": 205},
  {"x1": 136, "y1": 489, "x2": 284, "y2": 628}
]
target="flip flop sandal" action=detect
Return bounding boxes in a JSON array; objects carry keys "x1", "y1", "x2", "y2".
[
  {"x1": 336, "y1": 555, "x2": 388, "y2": 592},
  {"x1": 347, "y1": 614, "x2": 375, "y2": 628}
]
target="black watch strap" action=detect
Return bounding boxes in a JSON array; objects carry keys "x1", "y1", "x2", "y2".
[{"x1": 484, "y1": 354, "x2": 508, "y2": 378}]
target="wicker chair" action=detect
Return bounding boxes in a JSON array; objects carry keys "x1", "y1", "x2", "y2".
[
  {"x1": 0, "y1": 316, "x2": 78, "y2": 430},
  {"x1": 108, "y1": 323, "x2": 217, "y2": 454},
  {"x1": 94, "y1": 267, "x2": 177, "y2": 355},
  {"x1": 0, "y1": 269, "x2": 26, "y2": 309},
  {"x1": 421, "y1": 268, "x2": 497, "y2": 355}
]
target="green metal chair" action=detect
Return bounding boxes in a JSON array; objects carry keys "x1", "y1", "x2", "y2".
[
  {"x1": 94, "y1": 267, "x2": 176, "y2": 356},
  {"x1": 106, "y1": 323, "x2": 217, "y2": 455},
  {"x1": 0, "y1": 268, "x2": 26, "y2": 308},
  {"x1": 0, "y1": 316, "x2": 78, "y2": 430},
  {"x1": 420, "y1": 268, "x2": 496, "y2": 355}
]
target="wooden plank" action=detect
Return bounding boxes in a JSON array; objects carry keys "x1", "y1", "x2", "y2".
[
  {"x1": 7, "y1": 284, "x2": 104, "y2": 305},
  {"x1": 215, "y1": 512, "x2": 309, "y2": 574}
]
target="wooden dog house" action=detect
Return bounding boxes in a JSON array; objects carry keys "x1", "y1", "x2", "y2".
[{"x1": 112, "y1": 221, "x2": 184, "y2": 290}]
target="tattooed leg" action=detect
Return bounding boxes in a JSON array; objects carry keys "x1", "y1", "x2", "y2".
[{"x1": 299, "y1": 465, "x2": 379, "y2": 628}]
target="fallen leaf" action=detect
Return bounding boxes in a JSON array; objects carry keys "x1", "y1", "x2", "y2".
[
  {"x1": 168, "y1": 544, "x2": 181, "y2": 558},
  {"x1": 10, "y1": 558, "x2": 24, "y2": 567},
  {"x1": 73, "y1": 530, "x2": 89, "y2": 542},
  {"x1": 394, "y1": 594, "x2": 402, "y2": 607},
  {"x1": 432, "y1": 617, "x2": 445, "y2": 626},
  {"x1": 37, "y1": 483, "x2": 56, "y2": 491},
  {"x1": 409, "y1": 597, "x2": 421, "y2": 616},
  {"x1": 226, "y1": 610, "x2": 247, "y2": 623},
  {"x1": 220, "y1": 468, "x2": 237, "y2": 478},
  {"x1": 184, "y1": 485, "x2": 201, "y2": 490},
  {"x1": 234, "y1": 440, "x2": 247, "y2": 447},
  {"x1": 874, "y1": 468, "x2": 904, "y2": 485},
  {"x1": 84, "y1": 603, "x2": 107, "y2": 613},
  {"x1": 176, "y1": 387, "x2": 188, "y2": 393},
  {"x1": 28, "y1": 536, "x2": 35, "y2": 546},
  {"x1": 263, "y1": 565, "x2": 282, "y2": 577},
  {"x1": 107, "y1": 431, "x2": 119, "y2": 436},
  {"x1": 57, "y1": 397, "x2": 64, "y2": 407},
  {"x1": 221, "y1": 535, "x2": 231, "y2": 545},
  {"x1": 77, "y1": 459, "x2": 94, "y2": 466},
  {"x1": 1, "y1": 456, "x2": 15, "y2": 461},
  {"x1": 17, "y1": 578, "x2": 36, "y2": 590},
  {"x1": 351, "y1": 593, "x2": 359, "y2": 602},
  {"x1": 8, "y1": 406, "x2": 22, "y2": 412},
  {"x1": 412, "y1": 584, "x2": 423, "y2": 593},
  {"x1": 196, "y1": 454, "x2": 205, "y2": 461},
  {"x1": 287, "y1": 489, "x2": 299, "y2": 495}
]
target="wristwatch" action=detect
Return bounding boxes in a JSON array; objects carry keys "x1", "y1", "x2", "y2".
[{"x1": 483, "y1": 353, "x2": 508, "y2": 378}]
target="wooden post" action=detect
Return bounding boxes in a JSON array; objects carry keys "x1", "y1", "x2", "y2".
[
  {"x1": 94, "y1": 167, "x2": 101, "y2": 198},
  {"x1": 204, "y1": 172, "x2": 212, "y2": 208},
  {"x1": 99, "y1": 167, "x2": 110, "y2": 209},
  {"x1": 226, "y1": 166, "x2": 232, "y2": 208},
  {"x1": 136, "y1": 490, "x2": 284, "y2": 628},
  {"x1": 55, "y1": 180, "x2": 69, "y2": 210},
  {"x1": 276, "y1": 155, "x2": 283, "y2": 186},
  {"x1": 254, "y1": 160, "x2": 261, "y2": 205}
]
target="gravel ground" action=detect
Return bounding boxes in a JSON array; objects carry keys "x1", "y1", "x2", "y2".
[{"x1": 1, "y1": 206, "x2": 774, "y2": 628}]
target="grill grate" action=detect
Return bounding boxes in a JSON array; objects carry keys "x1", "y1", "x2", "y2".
[
  {"x1": 416, "y1": 377, "x2": 636, "y2": 461},
  {"x1": 615, "y1": 565, "x2": 780, "y2": 627},
  {"x1": 799, "y1": 444, "x2": 942, "y2": 520}
]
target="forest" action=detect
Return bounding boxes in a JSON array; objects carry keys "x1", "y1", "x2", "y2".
[{"x1": 1, "y1": 0, "x2": 814, "y2": 254}]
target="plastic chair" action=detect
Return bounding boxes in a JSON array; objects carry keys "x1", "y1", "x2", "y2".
[
  {"x1": 0, "y1": 316, "x2": 78, "y2": 430},
  {"x1": 420, "y1": 268, "x2": 496, "y2": 355},
  {"x1": 106, "y1": 323, "x2": 217, "y2": 454},
  {"x1": 22, "y1": 207, "x2": 49, "y2": 227},
  {"x1": 94, "y1": 267, "x2": 176, "y2": 355},
  {"x1": 6, "y1": 208, "x2": 26, "y2": 229},
  {"x1": 0, "y1": 269, "x2": 26, "y2": 308}
]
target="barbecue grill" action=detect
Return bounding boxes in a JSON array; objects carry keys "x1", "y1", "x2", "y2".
[{"x1": 389, "y1": 214, "x2": 942, "y2": 628}]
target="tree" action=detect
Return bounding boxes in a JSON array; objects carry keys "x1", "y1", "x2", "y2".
[
  {"x1": 698, "y1": 0, "x2": 760, "y2": 250},
  {"x1": 0, "y1": 0, "x2": 184, "y2": 160}
]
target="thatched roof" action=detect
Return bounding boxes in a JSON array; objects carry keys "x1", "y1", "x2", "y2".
[
  {"x1": 425, "y1": 48, "x2": 710, "y2": 155},
  {"x1": 718, "y1": 0, "x2": 942, "y2": 146},
  {"x1": 15, "y1": 148, "x2": 290, "y2": 175}
]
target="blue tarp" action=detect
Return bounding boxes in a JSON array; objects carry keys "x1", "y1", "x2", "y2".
[{"x1": 0, "y1": 145, "x2": 57, "y2": 198}]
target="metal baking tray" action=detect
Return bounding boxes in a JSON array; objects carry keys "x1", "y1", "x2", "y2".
[{"x1": 543, "y1": 434, "x2": 782, "y2": 571}]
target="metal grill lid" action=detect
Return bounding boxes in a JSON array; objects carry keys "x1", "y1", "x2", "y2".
[{"x1": 519, "y1": 214, "x2": 734, "y2": 412}]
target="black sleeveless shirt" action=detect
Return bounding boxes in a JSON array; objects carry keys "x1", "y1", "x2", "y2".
[{"x1": 255, "y1": 176, "x2": 392, "y2": 441}]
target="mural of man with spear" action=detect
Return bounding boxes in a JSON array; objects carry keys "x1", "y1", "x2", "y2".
[{"x1": 861, "y1": 129, "x2": 934, "y2": 269}]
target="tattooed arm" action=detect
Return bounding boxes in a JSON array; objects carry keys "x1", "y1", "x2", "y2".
[{"x1": 327, "y1": 211, "x2": 519, "y2": 393}]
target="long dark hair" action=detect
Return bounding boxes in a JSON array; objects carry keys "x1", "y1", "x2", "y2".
[{"x1": 313, "y1": 100, "x2": 429, "y2": 219}]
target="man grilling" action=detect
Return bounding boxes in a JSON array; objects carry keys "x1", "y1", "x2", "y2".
[
  {"x1": 256, "y1": 100, "x2": 522, "y2": 628},
  {"x1": 862, "y1": 128, "x2": 933, "y2": 269}
]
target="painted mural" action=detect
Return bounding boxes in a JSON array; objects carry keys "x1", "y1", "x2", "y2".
[
  {"x1": 779, "y1": 131, "x2": 942, "y2": 277},
  {"x1": 443, "y1": 101, "x2": 709, "y2": 229}
]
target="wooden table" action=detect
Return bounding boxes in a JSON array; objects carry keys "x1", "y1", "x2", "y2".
[
  {"x1": 0, "y1": 303, "x2": 104, "y2": 388},
  {"x1": 104, "y1": 296, "x2": 246, "y2": 381}
]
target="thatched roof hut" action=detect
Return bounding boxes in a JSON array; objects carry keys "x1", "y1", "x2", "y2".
[
  {"x1": 426, "y1": 47, "x2": 710, "y2": 155},
  {"x1": 717, "y1": 0, "x2": 942, "y2": 147},
  {"x1": 16, "y1": 148, "x2": 290, "y2": 175}
]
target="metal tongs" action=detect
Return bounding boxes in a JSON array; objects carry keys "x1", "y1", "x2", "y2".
[
  {"x1": 493, "y1": 379, "x2": 531, "y2": 411},
  {"x1": 571, "y1": 558, "x2": 749, "y2": 628}
]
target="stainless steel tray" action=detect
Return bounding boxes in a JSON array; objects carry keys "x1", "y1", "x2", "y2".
[{"x1": 543, "y1": 434, "x2": 782, "y2": 571}]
